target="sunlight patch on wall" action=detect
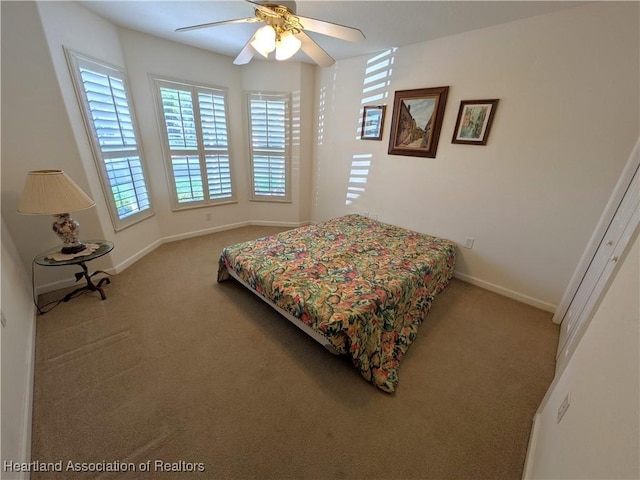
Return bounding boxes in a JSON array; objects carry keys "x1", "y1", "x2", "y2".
[
  {"x1": 356, "y1": 49, "x2": 396, "y2": 139},
  {"x1": 345, "y1": 154, "x2": 372, "y2": 205},
  {"x1": 346, "y1": 49, "x2": 396, "y2": 207},
  {"x1": 359, "y1": 49, "x2": 396, "y2": 107},
  {"x1": 291, "y1": 90, "x2": 301, "y2": 195},
  {"x1": 291, "y1": 90, "x2": 301, "y2": 147},
  {"x1": 317, "y1": 85, "x2": 326, "y2": 145}
]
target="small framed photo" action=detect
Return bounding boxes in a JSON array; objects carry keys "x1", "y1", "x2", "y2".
[
  {"x1": 452, "y1": 99, "x2": 499, "y2": 145},
  {"x1": 361, "y1": 105, "x2": 386, "y2": 140},
  {"x1": 388, "y1": 86, "x2": 449, "y2": 158}
]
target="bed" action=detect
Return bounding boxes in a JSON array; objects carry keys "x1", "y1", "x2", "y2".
[{"x1": 217, "y1": 214, "x2": 456, "y2": 393}]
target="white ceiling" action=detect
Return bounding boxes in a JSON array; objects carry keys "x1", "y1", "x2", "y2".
[{"x1": 79, "y1": 0, "x2": 584, "y2": 64}]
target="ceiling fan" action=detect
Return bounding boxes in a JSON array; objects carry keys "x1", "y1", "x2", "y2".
[{"x1": 175, "y1": 0, "x2": 365, "y2": 67}]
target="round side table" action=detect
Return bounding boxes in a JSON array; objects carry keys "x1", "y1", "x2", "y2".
[{"x1": 35, "y1": 240, "x2": 114, "y2": 303}]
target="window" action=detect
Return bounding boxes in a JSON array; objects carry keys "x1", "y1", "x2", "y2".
[
  {"x1": 247, "y1": 92, "x2": 291, "y2": 202},
  {"x1": 65, "y1": 49, "x2": 153, "y2": 231},
  {"x1": 154, "y1": 79, "x2": 235, "y2": 208}
]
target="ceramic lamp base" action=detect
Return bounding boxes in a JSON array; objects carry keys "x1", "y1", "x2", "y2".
[{"x1": 52, "y1": 213, "x2": 86, "y2": 254}]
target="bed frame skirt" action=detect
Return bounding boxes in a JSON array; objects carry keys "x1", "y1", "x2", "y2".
[{"x1": 225, "y1": 267, "x2": 341, "y2": 355}]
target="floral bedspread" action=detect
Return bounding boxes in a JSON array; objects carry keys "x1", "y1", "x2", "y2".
[{"x1": 217, "y1": 214, "x2": 456, "y2": 393}]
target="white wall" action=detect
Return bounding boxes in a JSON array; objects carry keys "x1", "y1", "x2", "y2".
[
  {"x1": 0, "y1": 0, "x2": 110, "y2": 290},
  {"x1": 117, "y1": 29, "x2": 316, "y2": 233},
  {"x1": 11, "y1": 1, "x2": 637, "y2": 305},
  {"x1": 312, "y1": 2, "x2": 639, "y2": 310},
  {"x1": 524, "y1": 232, "x2": 639, "y2": 479},
  {"x1": 1, "y1": 218, "x2": 37, "y2": 480},
  {"x1": 2, "y1": 2, "x2": 638, "y2": 475},
  {"x1": 2, "y1": 1, "x2": 316, "y2": 293},
  {"x1": 35, "y1": 1, "x2": 163, "y2": 274},
  {"x1": 117, "y1": 28, "x2": 251, "y2": 238},
  {"x1": 241, "y1": 60, "x2": 316, "y2": 224}
]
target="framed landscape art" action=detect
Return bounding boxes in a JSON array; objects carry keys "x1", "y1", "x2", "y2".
[
  {"x1": 452, "y1": 99, "x2": 499, "y2": 145},
  {"x1": 388, "y1": 86, "x2": 449, "y2": 158}
]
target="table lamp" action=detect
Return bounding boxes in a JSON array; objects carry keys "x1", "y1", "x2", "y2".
[{"x1": 18, "y1": 170, "x2": 96, "y2": 254}]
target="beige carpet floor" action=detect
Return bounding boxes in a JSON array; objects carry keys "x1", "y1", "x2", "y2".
[{"x1": 31, "y1": 226, "x2": 559, "y2": 480}]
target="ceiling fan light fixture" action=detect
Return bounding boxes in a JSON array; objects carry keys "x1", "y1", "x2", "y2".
[
  {"x1": 251, "y1": 25, "x2": 276, "y2": 57},
  {"x1": 275, "y1": 30, "x2": 301, "y2": 60},
  {"x1": 177, "y1": 0, "x2": 365, "y2": 67}
]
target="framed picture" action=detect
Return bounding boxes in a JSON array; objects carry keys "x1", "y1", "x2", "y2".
[
  {"x1": 452, "y1": 99, "x2": 499, "y2": 145},
  {"x1": 388, "y1": 86, "x2": 449, "y2": 158},
  {"x1": 361, "y1": 105, "x2": 386, "y2": 140}
]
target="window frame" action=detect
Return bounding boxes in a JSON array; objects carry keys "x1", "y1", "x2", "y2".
[
  {"x1": 152, "y1": 77, "x2": 236, "y2": 211},
  {"x1": 246, "y1": 91, "x2": 292, "y2": 203},
  {"x1": 65, "y1": 48, "x2": 154, "y2": 232}
]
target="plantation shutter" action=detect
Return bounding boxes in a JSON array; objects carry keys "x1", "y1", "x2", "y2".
[
  {"x1": 156, "y1": 80, "x2": 234, "y2": 208},
  {"x1": 198, "y1": 90, "x2": 233, "y2": 200},
  {"x1": 247, "y1": 93, "x2": 290, "y2": 201},
  {"x1": 66, "y1": 50, "x2": 153, "y2": 230}
]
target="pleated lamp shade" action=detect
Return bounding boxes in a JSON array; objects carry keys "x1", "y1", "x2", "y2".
[{"x1": 18, "y1": 170, "x2": 95, "y2": 215}]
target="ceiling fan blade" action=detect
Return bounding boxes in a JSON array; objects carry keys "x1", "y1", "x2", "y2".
[
  {"x1": 297, "y1": 15, "x2": 365, "y2": 43},
  {"x1": 297, "y1": 31, "x2": 335, "y2": 67},
  {"x1": 233, "y1": 36, "x2": 258, "y2": 65},
  {"x1": 176, "y1": 17, "x2": 258, "y2": 33}
]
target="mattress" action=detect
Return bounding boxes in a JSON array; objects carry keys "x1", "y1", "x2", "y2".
[{"x1": 217, "y1": 214, "x2": 456, "y2": 393}]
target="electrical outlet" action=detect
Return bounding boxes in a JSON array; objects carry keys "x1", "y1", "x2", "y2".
[
  {"x1": 206, "y1": 213, "x2": 212, "y2": 221},
  {"x1": 464, "y1": 237, "x2": 475, "y2": 249},
  {"x1": 557, "y1": 392, "x2": 571, "y2": 423}
]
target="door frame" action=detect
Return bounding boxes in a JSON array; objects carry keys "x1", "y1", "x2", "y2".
[{"x1": 553, "y1": 139, "x2": 640, "y2": 326}]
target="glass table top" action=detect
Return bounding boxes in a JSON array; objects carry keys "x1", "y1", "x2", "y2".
[{"x1": 34, "y1": 240, "x2": 114, "y2": 267}]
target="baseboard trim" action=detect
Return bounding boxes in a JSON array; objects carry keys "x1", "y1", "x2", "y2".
[
  {"x1": 35, "y1": 276, "x2": 97, "y2": 296},
  {"x1": 159, "y1": 220, "x2": 251, "y2": 245},
  {"x1": 249, "y1": 220, "x2": 311, "y2": 227},
  {"x1": 36, "y1": 221, "x2": 557, "y2": 315},
  {"x1": 113, "y1": 238, "x2": 162, "y2": 274},
  {"x1": 18, "y1": 303, "x2": 37, "y2": 480},
  {"x1": 454, "y1": 272, "x2": 556, "y2": 313},
  {"x1": 521, "y1": 413, "x2": 541, "y2": 479}
]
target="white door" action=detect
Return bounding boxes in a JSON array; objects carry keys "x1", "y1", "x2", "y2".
[{"x1": 555, "y1": 142, "x2": 639, "y2": 372}]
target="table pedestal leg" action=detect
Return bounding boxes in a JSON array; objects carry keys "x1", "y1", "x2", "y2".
[{"x1": 62, "y1": 262, "x2": 111, "y2": 302}]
